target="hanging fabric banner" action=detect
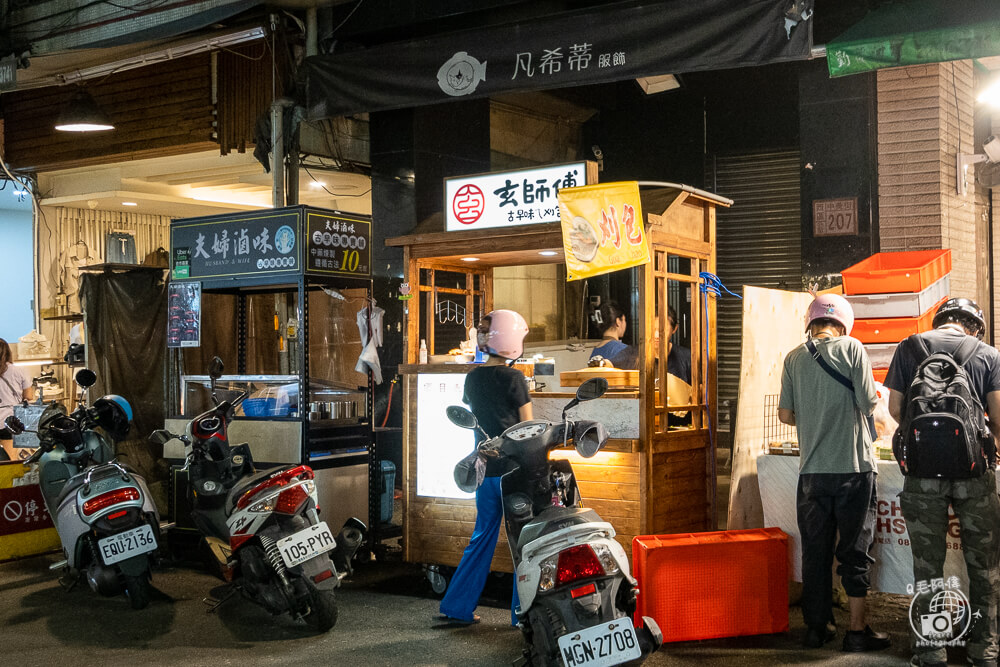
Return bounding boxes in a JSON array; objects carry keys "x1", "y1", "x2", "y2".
[
  {"x1": 559, "y1": 181, "x2": 649, "y2": 281},
  {"x1": 303, "y1": 0, "x2": 814, "y2": 118}
]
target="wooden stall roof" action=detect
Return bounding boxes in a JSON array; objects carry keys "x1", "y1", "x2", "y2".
[{"x1": 385, "y1": 222, "x2": 565, "y2": 267}]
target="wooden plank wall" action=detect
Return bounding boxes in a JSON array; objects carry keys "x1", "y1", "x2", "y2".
[
  {"x1": 2, "y1": 53, "x2": 216, "y2": 171},
  {"x1": 648, "y1": 430, "x2": 709, "y2": 534},
  {"x1": 727, "y1": 286, "x2": 813, "y2": 529}
]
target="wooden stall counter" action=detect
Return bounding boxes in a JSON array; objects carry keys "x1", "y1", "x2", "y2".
[{"x1": 400, "y1": 364, "x2": 644, "y2": 572}]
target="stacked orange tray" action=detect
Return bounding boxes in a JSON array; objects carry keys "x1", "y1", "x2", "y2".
[{"x1": 841, "y1": 250, "x2": 952, "y2": 383}]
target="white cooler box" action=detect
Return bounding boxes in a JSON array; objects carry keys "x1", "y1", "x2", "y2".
[
  {"x1": 844, "y1": 275, "x2": 949, "y2": 319},
  {"x1": 865, "y1": 343, "x2": 898, "y2": 370}
]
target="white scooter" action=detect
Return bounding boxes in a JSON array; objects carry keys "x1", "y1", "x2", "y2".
[
  {"x1": 448, "y1": 377, "x2": 662, "y2": 667},
  {"x1": 6, "y1": 369, "x2": 160, "y2": 609}
]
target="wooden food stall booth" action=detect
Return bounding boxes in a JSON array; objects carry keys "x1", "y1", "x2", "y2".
[
  {"x1": 386, "y1": 171, "x2": 731, "y2": 577},
  {"x1": 162, "y1": 206, "x2": 384, "y2": 546}
]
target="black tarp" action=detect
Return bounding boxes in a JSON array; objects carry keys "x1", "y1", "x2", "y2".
[
  {"x1": 304, "y1": 0, "x2": 814, "y2": 118},
  {"x1": 80, "y1": 269, "x2": 168, "y2": 495}
]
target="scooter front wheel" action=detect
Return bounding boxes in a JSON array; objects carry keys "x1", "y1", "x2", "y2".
[
  {"x1": 303, "y1": 585, "x2": 337, "y2": 632},
  {"x1": 124, "y1": 572, "x2": 151, "y2": 610}
]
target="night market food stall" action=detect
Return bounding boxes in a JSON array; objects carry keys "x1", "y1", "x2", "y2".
[
  {"x1": 163, "y1": 205, "x2": 385, "y2": 545},
  {"x1": 386, "y1": 162, "x2": 731, "y2": 575}
]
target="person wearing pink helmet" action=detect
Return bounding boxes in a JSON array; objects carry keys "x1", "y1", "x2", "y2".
[
  {"x1": 439, "y1": 309, "x2": 532, "y2": 626},
  {"x1": 778, "y1": 292, "x2": 888, "y2": 652}
]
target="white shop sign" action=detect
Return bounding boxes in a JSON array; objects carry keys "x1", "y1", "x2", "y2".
[
  {"x1": 415, "y1": 373, "x2": 475, "y2": 500},
  {"x1": 758, "y1": 455, "x2": 988, "y2": 595},
  {"x1": 445, "y1": 162, "x2": 588, "y2": 232}
]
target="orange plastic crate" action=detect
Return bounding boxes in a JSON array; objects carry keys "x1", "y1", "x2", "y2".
[
  {"x1": 851, "y1": 297, "x2": 946, "y2": 344},
  {"x1": 873, "y1": 367, "x2": 888, "y2": 384},
  {"x1": 841, "y1": 249, "x2": 951, "y2": 295},
  {"x1": 633, "y1": 528, "x2": 788, "y2": 643}
]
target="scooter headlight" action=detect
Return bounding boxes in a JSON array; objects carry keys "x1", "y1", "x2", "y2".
[
  {"x1": 591, "y1": 543, "x2": 620, "y2": 575},
  {"x1": 538, "y1": 554, "x2": 558, "y2": 592}
]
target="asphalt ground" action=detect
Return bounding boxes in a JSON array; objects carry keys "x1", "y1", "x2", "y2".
[{"x1": 0, "y1": 542, "x2": 943, "y2": 667}]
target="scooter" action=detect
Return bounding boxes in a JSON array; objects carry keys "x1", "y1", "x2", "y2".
[
  {"x1": 149, "y1": 357, "x2": 365, "y2": 632},
  {"x1": 448, "y1": 377, "x2": 663, "y2": 667},
  {"x1": 5, "y1": 369, "x2": 160, "y2": 609}
]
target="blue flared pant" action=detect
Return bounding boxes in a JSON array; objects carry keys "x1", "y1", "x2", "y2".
[{"x1": 439, "y1": 476, "x2": 520, "y2": 625}]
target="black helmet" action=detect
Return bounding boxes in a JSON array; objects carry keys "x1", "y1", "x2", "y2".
[
  {"x1": 92, "y1": 394, "x2": 133, "y2": 441},
  {"x1": 933, "y1": 297, "x2": 986, "y2": 339}
]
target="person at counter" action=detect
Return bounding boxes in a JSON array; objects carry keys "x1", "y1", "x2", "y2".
[
  {"x1": 590, "y1": 300, "x2": 629, "y2": 363},
  {"x1": 439, "y1": 309, "x2": 531, "y2": 627},
  {"x1": 0, "y1": 338, "x2": 34, "y2": 461},
  {"x1": 777, "y1": 293, "x2": 888, "y2": 653}
]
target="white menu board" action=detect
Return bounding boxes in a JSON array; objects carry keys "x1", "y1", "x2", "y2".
[{"x1": 416, "y1": 373, "x2": 476, "y2": 499}]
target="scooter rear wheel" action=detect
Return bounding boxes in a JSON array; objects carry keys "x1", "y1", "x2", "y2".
[
  {"x1": 303, "y1": 585, "x2": 337, "y2": 632},
  {"x1": 124, "y1": 572, "x2": 151, "y2": 610}
]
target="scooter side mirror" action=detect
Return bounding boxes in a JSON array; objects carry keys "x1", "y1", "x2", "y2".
[
  {"x1": 75, "y1": 369, "x2": 97, "y2": 389},
  {"x1": 208, "y1": 356, "x2": 225, "y2": 380},
  {"x1": 446, "y1": 405, "x2": 478, "y2": 430},
  {"x1": 573, "y1": 420, "x2": 608, "y2": 458},
  {"x1": 148, "y1": 429, "x2": 173, "y2": 446},
  {"x1": 4, "y1": 415, "x2": 25, "y2": 435},
  {"x1": 576, "y1": 377, "x2": 608, "y2": 401}
]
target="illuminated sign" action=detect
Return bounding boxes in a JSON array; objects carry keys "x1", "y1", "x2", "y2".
[
  {"x1": 415, "y1": 374, "x2": 476, "y2": 500},
  {"x1": 444, "y1": 162, "x2": 590, "y2": 232}
]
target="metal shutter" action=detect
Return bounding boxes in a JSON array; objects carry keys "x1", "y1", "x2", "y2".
[{"x1": 707, "y1": 151, "x2": 801, "y2": 437}]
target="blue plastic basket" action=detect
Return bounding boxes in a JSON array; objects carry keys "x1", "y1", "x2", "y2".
[{"x1": 242, "y1": 397, "x2": 289, "y2": 417}]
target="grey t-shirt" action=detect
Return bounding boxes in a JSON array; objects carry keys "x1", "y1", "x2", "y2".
[{"x1": 778, "y1": 336, "x2": 879, "y2": 474}]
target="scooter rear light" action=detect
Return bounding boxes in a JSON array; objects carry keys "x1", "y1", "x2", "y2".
[
  {"x1": 82, "y1": 487, "x2": 140, "y2": 516},
  {"x1": 107, "y1": 510, "x2": 128, "y2": 520},
  {"x1": 571, "y1": 582, "x2": 598, "y2": 599},
  {"x1": 555, "y1": 545, "x2": 605, "y2": 586},
  {"x1": 236, "y1": 465, "x2": 314, "y2": 510},
  {"x1": 591, "y1": 543, "x2": 621, "y2": 575},
  {"x1": 274, "y1": 485, "x2": 309, "y2": 515},
  {"x1": 313, "y1": 569, "x2": 334, "y2": 583}
]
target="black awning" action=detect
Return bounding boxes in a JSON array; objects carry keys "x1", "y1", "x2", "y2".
[
  {"x1": 303, "y1": 0, "x2": 814, "y2": 118},
  {"x1": 826, "y1": 0, "x2": 1000, "y2": 77}
]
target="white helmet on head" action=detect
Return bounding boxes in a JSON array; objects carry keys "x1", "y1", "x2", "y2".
[
  {"x1": 805, "y1": 293, "x2": 854, "y2": 336},
  {"x1": 477, "y1": 309, "x2": 529, "y2": 361}
]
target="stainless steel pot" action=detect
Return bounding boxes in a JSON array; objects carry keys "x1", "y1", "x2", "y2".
[{"x1": 328, "y1": 400, "x2": 357, "y2": 420}]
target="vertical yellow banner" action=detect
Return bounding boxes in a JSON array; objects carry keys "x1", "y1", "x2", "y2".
[{"x1": 558, "y1": 181, "x2": 649, "y2": 281}]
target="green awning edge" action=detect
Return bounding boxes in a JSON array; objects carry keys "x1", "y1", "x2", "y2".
[{"x1": 828, "y1": 21, "x2": 1000, "y2": 77}]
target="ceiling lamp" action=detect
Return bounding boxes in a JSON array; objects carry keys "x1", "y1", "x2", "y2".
[{"x1": 55, "y1": 90, "x2": 114, "y2": 132}]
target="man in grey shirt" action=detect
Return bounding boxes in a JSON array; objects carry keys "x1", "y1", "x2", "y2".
[{"x1": 778, "y1": 293, "x2": 890, "y2": 652}]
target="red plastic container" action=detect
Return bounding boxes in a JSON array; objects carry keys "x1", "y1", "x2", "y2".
[
  {"x1": 841, "y1": 249, "x2": 951, "y2": 295},
  {"x1": 851, "y1": 297, "x2": 947, "y2": 344},
  {"x1": 632, "y1": 528, "x2": 788, "y2": 643}
]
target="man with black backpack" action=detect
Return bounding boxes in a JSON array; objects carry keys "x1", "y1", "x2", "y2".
[
  {"x1": 885, "y1": 297, "x2": 1000, "y2": 667},
  {"x1": 778, "y1": 293, "x2": 891, "y2": 652}
]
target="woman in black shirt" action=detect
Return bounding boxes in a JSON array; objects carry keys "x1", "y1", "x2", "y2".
[{"x1": 439, "y1": 310, "x2": 531, "y2": 626}]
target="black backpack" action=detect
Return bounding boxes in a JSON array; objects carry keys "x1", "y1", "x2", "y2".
[{"x1": 892, "y1": 335, "x2": 994, "y2": 478}]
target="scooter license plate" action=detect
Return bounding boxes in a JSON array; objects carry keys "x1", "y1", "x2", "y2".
[
  {"x1": 277, "y1": 521, "x2": 336, "y2": 568},
  {"x1": 557, "y1": 620, "x2": 641, "y2": 667},
  {"x1": 97, "y1": 524, "x2": 157, "y2": 565}
]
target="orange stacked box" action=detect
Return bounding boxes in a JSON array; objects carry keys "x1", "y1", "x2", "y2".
[
  {"x1": 632, "y1": 528, "x2": 789, "y2": 643},
  {"x1": 841, "y1": 250, "x2": 952, "y2": 384}
]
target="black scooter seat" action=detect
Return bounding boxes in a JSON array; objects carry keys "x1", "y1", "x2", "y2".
[
  {"x1": 225, "y1": 465, "x2": 298, "y2": 514},
  {"x1": 517, "y1": 506, "x2": 604, "y2": 551},
  {"x1": 54, "y1": 462, "x2": 138, "y2": 508}
]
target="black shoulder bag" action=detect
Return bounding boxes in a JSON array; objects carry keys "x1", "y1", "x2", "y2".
[{"x1": 805, "y1": 340, "x2": 878, "y2": 441}]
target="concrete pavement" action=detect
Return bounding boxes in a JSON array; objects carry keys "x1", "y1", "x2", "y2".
[{"x1": 0, "y1": 549, "x2": 925, "y2": 666}]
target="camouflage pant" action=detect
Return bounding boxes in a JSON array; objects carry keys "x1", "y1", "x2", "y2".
[{"x1": 899, "y1": 470, "x2": 1000, "y2": 663}]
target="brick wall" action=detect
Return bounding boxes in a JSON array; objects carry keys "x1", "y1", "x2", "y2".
[{"x1": 876, "y1": 62, "x2": 981, "y2": 308}]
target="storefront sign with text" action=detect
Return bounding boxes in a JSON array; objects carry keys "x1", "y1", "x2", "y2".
[
  {"x1": 559, "y1": 181, "x2": 649, "y2": 281},
  {"x1": 445, "y1": 162, "x2": 590, "y2": 232}
]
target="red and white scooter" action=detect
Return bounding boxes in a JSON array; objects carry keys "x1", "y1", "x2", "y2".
[{"x1": 150, "y1": 357, "x2": 365, "y2": 632}]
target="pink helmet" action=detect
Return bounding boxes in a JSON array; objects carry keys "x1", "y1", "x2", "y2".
[
  {"x1": 806, "y1": 293, "x2": 854, "y2": 335},
  {"x1": 478, "y1": 309, "x2": 529, "y2": 360}
]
